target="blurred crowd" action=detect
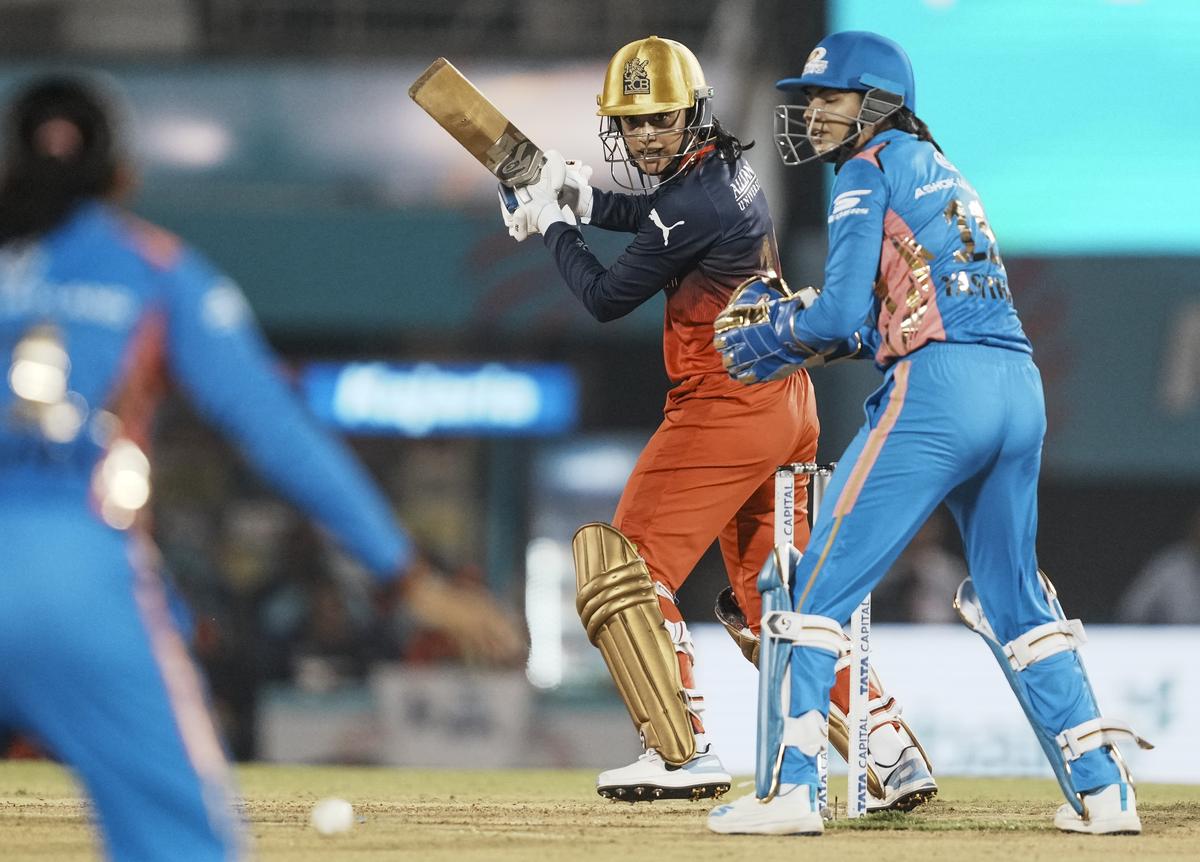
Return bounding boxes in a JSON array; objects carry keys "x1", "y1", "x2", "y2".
[
  {"x1": 866, "y1": 505, "x2": 1200, "y2": 627},
  {"x1": 166, "y1": 512, "x2": 525, "y2": 757},
  {"x1": 1117, "y1": 506, "x2": 1200, "y2": 625},
  {"x1": 150, "y1": 402, "x2": 526, "y2": 758}
]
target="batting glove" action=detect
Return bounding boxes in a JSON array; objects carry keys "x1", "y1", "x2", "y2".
[
  {"x1": 560, "y1": 159, "x2": 594, "y2": 223},
  {"x1": 498, "y1": 149, "x2": 569, "y2": 242}
]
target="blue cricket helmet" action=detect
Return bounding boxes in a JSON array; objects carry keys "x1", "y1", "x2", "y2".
[{"x1": 776, "y1": 31, "x2": 915, "y2": 113}]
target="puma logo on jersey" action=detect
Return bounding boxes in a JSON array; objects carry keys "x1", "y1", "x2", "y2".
[{"x1": 649, "y1": 208, "x2": 685, "y2": 246}]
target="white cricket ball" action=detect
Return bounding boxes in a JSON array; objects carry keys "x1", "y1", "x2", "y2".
[{"x1": 310, "y1": 797, "x2": 354, "y2": 836}]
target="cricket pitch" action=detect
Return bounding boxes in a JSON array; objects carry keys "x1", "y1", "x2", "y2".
[{"x1": 2, "y1": 761, "x2": 1198, "y2": 860}]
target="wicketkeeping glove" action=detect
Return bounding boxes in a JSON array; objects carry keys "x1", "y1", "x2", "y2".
[
  {"x1": 498, "y1": 149, "x2": 569, "y2": 242},
  {"x1": 713, "y1": 276, "x2": 822, "y2": 384}
]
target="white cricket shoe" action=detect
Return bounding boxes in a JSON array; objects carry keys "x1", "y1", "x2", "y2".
[
  {"x1": 1054, "y1": 783, "x2": 1141, "y2": 835},
  {"x1": 597, "y1": 740, "x2": 731, "y2": 802},
  {"x1": 707, "y1": 784, "x2": 824, "y2": 835},
  {"x1": 867, "y1": 744, "x2": 938, "y2": 812}
]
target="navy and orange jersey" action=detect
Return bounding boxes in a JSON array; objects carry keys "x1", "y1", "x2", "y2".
[
  {"x1": 791, "y1": 128, "x2": 1032, "y2": 367},
  {"x1": 543, "y1": 149, "x2": 780, "y2": 384},
  {"x1": 0, "y1": 201, "x2": 410, "y2": 579}
]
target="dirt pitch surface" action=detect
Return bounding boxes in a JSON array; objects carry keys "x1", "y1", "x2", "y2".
[{"x1": 2, "y1": 761, "x2": 1198, "y2": 861}]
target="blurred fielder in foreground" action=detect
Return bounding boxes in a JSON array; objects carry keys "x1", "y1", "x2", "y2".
[
  {"x1": 707, "y1": 32, "x2": 1151, "y2": 835},
  {"x1": 0, "y1": 75, "x2": 516, "y2": 861},
  {"x1": 500, "y1": 36, "x2": 934, "y2": 809}
]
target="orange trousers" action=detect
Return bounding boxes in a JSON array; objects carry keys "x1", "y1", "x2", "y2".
[
  {"x1": 611, "y1": 370, "x2": 897, "y2": 739},
  {"x1": 614, "y1": 371, "x2": 819, "y2": 714}
]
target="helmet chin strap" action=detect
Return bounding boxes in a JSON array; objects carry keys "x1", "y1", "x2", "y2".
[
  {"x1": 807, "y1": 108, "x2": 866, "y2": 167},
  {"x1": 821, "y1": 89, "x2": 903, "y2": 167},
  {"x1": 826, "y1": 121, "x2": 869, "y2": 167},
  {"x1": 625, "y1": 148, "x2": 684, "y2": 192}
]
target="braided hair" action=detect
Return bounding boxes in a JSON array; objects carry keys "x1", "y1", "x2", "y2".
[
  {"x1": 0, "y1": 76, "x2": 121, "y2": 244},
  {"x1": 709, "y1": 117, "x2": 755, "y2": 162}
]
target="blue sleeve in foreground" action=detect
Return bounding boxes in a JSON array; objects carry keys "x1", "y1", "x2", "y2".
[
  {"x1": 790, "y1": 159, "x2": 887, "y2": 347},
  {"x1": 163, "y1": 250, "x2": 412, "y2": 580}
]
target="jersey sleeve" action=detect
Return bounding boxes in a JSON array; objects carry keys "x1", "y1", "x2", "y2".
[
  {"x1": 161, "y1": 249, "x2": 412, "y2": 580},
  {"x1": 542, "y1": 188, "x2": 720, "y2": 322},
  {"x1": 789, "y1": 158, "x2": 887, "y2": 347},
  {"x1": 587, "y1": 188, "x2": 654, "y2": 232}
]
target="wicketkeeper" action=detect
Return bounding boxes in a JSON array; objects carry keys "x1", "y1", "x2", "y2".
[{"x1": 707, "y1": 31, "x2": 1152, "y2": 836}]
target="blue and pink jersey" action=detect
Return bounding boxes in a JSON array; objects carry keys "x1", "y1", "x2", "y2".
[
  {"x1": 773, "y1": 133, "x2": 1122, "y2": 802},
  {"x1": 0, "y1": 201, "x2": 410, "y2": 578},
  {"x1": 2, "y1": 201, "x2": 415, "y2": 858},
  {"x1": 790, "y1": 128, "x2": 1031, "y2": 366}
]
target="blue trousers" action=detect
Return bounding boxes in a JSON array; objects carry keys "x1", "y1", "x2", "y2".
[
  {"x1": 0, "y1": 482, "x2": 243, "y2": 860},
  {"x1": 780, "y1": 343, "x2": 1118, "y2": 793}
]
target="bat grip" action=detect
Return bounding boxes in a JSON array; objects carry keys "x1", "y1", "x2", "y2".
[{"x1": 498, "y1": 183, "x2": 521, "y2": 214}]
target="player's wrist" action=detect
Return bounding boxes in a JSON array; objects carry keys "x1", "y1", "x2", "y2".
[
  {"x1": 565, "y1": 181, "x2": 593, "y2": 222},
  {"x1": 773, "y1": 298, "x2": 811, "y2": 356},
  {"x1": 561, "y1": 159, "x2": 594, "y2": 223},
  {"x1": 576, "y1": 186, "x2": 594, "y2": 223},
  {"x1": 536, "y1": 202, "x2": 567, "y2": 234}
]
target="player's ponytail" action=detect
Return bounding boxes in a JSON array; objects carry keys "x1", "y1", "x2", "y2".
[
  {"x1": 0, "y1": 76, "x2": 121, "y2": 244},
  {"x1": 710, "y1": 118, "x2": 755, "y2": 162},
  {"x1": 890, "y1": 108, "x2": 943, "y2": 154}
]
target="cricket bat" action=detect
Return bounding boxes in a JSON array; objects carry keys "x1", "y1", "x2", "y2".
[{"x1": 408, "y1": 58, "x2": 544, "y2": 188}]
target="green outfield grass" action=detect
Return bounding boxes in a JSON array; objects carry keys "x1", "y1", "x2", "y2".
[{"x1": 2, "y1": 761, "x2": 1198, "y2": 861}]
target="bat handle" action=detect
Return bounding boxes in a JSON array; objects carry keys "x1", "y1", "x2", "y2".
[{"x1": 498, "y1": 183, "x2": 521, "y2": 214}]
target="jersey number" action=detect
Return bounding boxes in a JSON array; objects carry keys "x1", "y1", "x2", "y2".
[{"x1": 944, "y1": 199, "x2": 1001, "y2": 266}]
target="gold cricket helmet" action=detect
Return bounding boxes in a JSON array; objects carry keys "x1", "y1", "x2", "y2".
[
  {"x1": 596, "y1": 36, "x2": 716, "y2": 192},
  {"x1": 597, "y1": 35, "x2": 713, "y2": 117}
]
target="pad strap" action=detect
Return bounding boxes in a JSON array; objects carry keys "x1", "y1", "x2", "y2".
[
  {"x1": 867, "y1": 695, "x2": 902, "y2": 731},
  {"x1": 1004, "y1": 618, "x2": 1086, "y2": 671},
  {"x1": 829, "y1": 696, "x2": 904, "y2": 737},
  {"x1": 831, "y1": 658, "x2": 903, "y2": 730},
  {"x1": 663, "y1": 607, "x2": 703, "y2": 721},
  {"x1": 782, "y1": 709, "x2": 828, "y2": 757},
  {"x1": 1056, "y1": 718, "x2": 1155, "y2": 761},
  {"x1": 761, "y1": 611, "x2": 845, "y2": 657},
  {"x1": 663, "y1": 618, "x2": 698, "y2": 663}
]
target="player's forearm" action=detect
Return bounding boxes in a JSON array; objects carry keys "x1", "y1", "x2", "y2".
[
  {"x1": 543, "y1": 222, "x2": 654, "y2": 322},
  {"x1": 792, "y1": 234, "x2": 882, "y2": 348}
]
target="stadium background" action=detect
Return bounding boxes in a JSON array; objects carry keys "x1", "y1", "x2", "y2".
[{"x1": 2, "y1": 0, "x2": 1197, "y2": 782}]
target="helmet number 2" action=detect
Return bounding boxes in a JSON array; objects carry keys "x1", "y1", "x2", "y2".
[{"x1": 944, "y1": 199, "x2": 1001, "y2": 266}]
